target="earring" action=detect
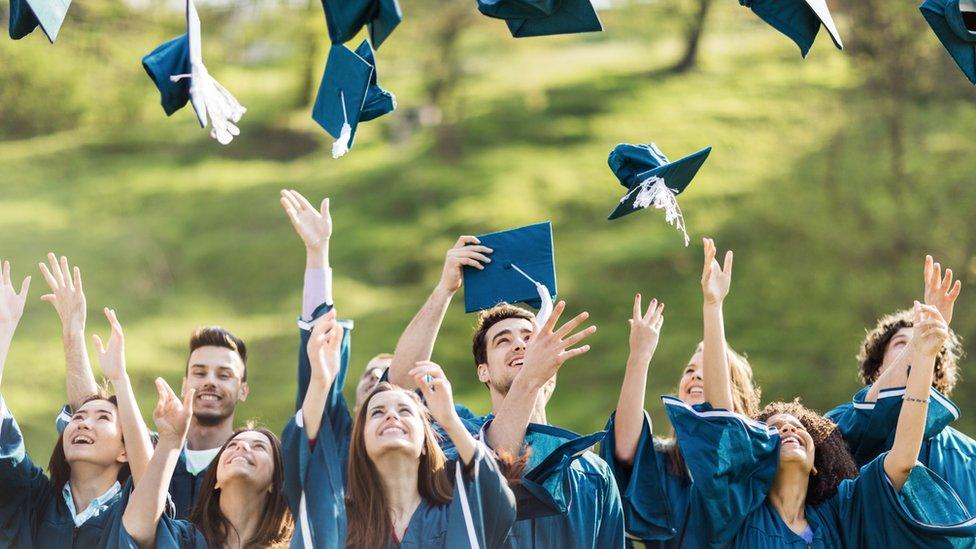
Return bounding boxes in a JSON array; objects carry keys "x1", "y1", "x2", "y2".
[{"x1": 811, "y1": 465, "x2": 819, "y2": 476}]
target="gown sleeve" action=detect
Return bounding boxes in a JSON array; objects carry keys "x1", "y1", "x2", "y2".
[
  {"x1": 0, "y1": 394, "x2": 52, "y2": 546},
  {"x1": 118, "y1": 514, "x2": 206, "y2": 549},
  {"x1": 447, "y1": 442, "x2": 517, "y2": 549}
]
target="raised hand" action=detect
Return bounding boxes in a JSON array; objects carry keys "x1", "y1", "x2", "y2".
[
  {"x1": 437, "y1": 236, "x2": 493, "y2": 293},
  {"x1": 924, "y1": 255, "x2": 961, "y2": 325},
  {"x1": 307, "y1": 310, "x2": 343, "y2": 387},
  {"x1": 38, "y1": 253, "x2": 86, "y2": 335},
  {"x1": 701, "y1": 238, "x2": 733, "y2": 306},
  {"x1": 0, "y1": 260, "x2": 30, "y2": 334},
  {"x1": 629, "y1": 294, "x2": 665, "y2": 363},
  {"x1": 517, "y1": 301, "x2": 596, "y2": 389},
  {"x1": 153, "y1": 377, "x2": 194, "y2": 441},
  {"x1": 92, "y1": 308, "x2": 126, "y2": 382},
  {"x1": 410, "y1": 361, "x2": 459, "y2": 428},
  {"x1": 280, "y1": 189, "x2": 332, "y2": 252},
  {"x1": 912, "y1": 301, "x2": 949, "y2": 360}
]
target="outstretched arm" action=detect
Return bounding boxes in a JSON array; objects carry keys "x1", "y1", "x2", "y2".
[
  {"x1": 0, "y1": 260, "x2": 30, "y2": 386},
  {"x1": 701, "y1": 238, "x2": 734, "y2": 411},
  {"x1": 388, "y1": 236, "x2": 493, "y2": 389},
  {"x1": 92, "y1": 308, "x2": 153, "y2": 484},
  {"x1": 884, "y1": 302, "x2": 947, "y2": 491},
  {"x1": 123, "y1": 379, "x2": 194, "y2": 547},
  {"x1": 302, "y1": 311, "x2": 343, "y2": 441},
  {"x1": 411, "y1": 361, "x2": 478, "y2": 465},
  {"x1": 280, "y1": 190, "x2": 333, "y2": 317},
  {"x1": 487, "y1": 301, "x2": 596, "y2": 456},
  {"x1": 613, "y1": 294, "x2": 665, "y2": 465},
  {"x1": 39, "y1": 254, "x2": 98, "y2": 411}
]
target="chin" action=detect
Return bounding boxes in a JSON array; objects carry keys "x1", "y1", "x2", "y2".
[{"x1": 682, "y1": 394, "x2": 706, "y2": 405}]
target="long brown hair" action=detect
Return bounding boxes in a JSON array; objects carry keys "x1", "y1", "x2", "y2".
[
  {"x1": 346, "y1": 383, "x2": 454, "y2": 548},
  {"x1": 188, "y1": 425, "x2": 292, "y2": 547},
  {"x1": 48, "y1": 393, "x2": 131, "y2": 494},
  {"x1": 662, "y1": 343, "x2": 762, "y2": 477}
]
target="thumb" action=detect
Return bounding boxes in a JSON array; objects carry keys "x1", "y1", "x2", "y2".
[
  {"x1": 154, "y1": 378, "x2": 168, "y2": 403},
  {"x1": 18, "y1": 276, "x2": 31, "y2": 298},
  {"x1": 183, "y1": 388, "x2": 196, "y2": 414},
  {"x1": 40, "y1": 294, "x2": 55, "y2": 303},
  {"x1": 320, "y1": 197, "x2": 330, "y2": 216},
  {"x1": 92, "y1": 334, "x2": 105, "y2": 355}
]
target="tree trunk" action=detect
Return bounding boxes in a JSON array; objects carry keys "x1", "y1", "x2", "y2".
[
  {"x1": 295, "y1": 0, "x2": 319, "y2": 108},
  {"x1": 671, "y1": 0, "x2": 712, "y2": 73}
]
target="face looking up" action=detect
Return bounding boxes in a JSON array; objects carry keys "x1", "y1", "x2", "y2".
[
  {"x1": 362, "y1": 390, "x2": 426, "y2": 461},
  {"x1": 355, "y1": 357, "x2": 391, "y2": 410},
  {"x1": 215, "y1": 430, "x2": 275, "y2": 493},
  {"x1": 62, "y1": 399, "x2": 127, "y2": 467},
  {"x1": 678, "y1": 350, "x2": 705, "y2": 406},
  {"x1": 766, "y1": 413, "x2": 816, "y2": 472},
  {"x1": 183, "y1": 346, "x2": 249, "y2": 426},
  {"x1": 477, "y1": 317, "x2": 535, "y2": 396},
  {"x1": 878, "y1": 326, "x2": 913, "y2": 377}
]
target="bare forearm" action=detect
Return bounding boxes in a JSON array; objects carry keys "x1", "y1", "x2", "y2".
[
  {"x1": 0, "y1": 329, "x2": 14, "y2": 386},
  {"x1": 110, "y1": 375, "x2": 153, "y2": 484},
  {"x1": 389, "y1": 286, "x2": 453, "y2": 389},
  {"x1": 866, "y1": 348, "x2": 910, "y2": 403},
  {"x1": 486, "y1": 380, "x2": 541, "y2": 456},
  {"x1": 885, "y1": 349, "x2": 936, "y2": 490},
  {"x1": 613, "y1": 355, "x2": 651, "y2": 464},
  {"x1": 702, "y1": 303, "x2": 733, "y2": 410},
  {"x1": 301, "y1": 375, "x2": 332, "y2": 441},
  {"x1": 123, "y1": 435, "x2": 183, "y2": 547},
  {"x1": 443, "y1": 417, "x2": 477, "y2": 465},
  {"x1": 63, "y1": 329, "x2": 98, "y2": 410}
]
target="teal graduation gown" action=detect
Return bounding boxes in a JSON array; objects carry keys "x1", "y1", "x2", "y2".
[
  {"x1": 827, "y1": 386, "x2": 976, "y2": 516},
  {"x1": 667, "y1": 395, "x2": 976, "y2": 548},
  {"x1": 0, "y1": 394, "x2": 131, "y2": 549}
]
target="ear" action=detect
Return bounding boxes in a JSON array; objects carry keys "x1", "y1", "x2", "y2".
[
  {"x1": 238, "y1": 382, "x2": 250, "y2": 402},
  {"x1": 476, "y1": 363, "x2": 490, "y2": 384},
  {"x1": 116, "y1": 448, "x2": 129, "y2": 464}
]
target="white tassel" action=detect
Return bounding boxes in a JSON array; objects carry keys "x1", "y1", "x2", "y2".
[
  {"x1": 331, "y1": 90, "x2": 352, "y2": 158},
  {"x1": 510, "y1": 263, "x2": 554, "y2": 327},
  {"x1": 170, "y1": 66, "x2": 247, "y2": 146},
  {"x1": 626, "y1": 176, "x2": 690, "y2": 246}
]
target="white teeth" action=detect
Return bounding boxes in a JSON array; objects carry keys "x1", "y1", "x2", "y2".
[
  {"x1": 199, "y1": 394, "x2": 219, "y2": 401},
  {"x1": 72, "y1": 435, "x2": 94, "y2": 445},
  {"x1": 381, "y1": 426, "x2": 406, "y2": 436}
]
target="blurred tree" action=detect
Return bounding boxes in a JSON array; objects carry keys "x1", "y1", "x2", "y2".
[{"x1": 670, "y1": 0, "x2": 712, "y2": 73}]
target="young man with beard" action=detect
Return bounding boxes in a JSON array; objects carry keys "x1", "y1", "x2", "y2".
[{"x1": 387, "y1": 236, "x2": 625, "y2": 548}]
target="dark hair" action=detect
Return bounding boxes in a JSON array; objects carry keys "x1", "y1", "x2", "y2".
[
  {"x1": 188, "y1": 424, "x2": 292, "y2": 546},
  {"x1": 471, "y1": 303, "x2": 535, "y2": 366},
  {"x1": 187, "y1": 326, "x2": 248, "y2": 381},
  {"x1": 346, "y1": 383, "x2": 454, "y2": 548},
  {"x1": 48, "y1": 393, "x2": 131, "y2": 494},
  {"x1": 857, "y1": 309, "x2": 963, "y2": 395},
  {"x1": 755, "y1": 400, "x2": 858, "y2": 506}
]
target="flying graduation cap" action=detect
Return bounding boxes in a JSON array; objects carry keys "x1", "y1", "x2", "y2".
[
  {"x1": 463, "y1": 221, "x2": 556, "y2": 324},
  {"x1": 740, "y1": 0, "x2": 843, "y2": 57},
  {"x1": 313, "y1": 41, "x2": 396, "y2": 159},
  {"x1": 477, "y1": 0, "x2": 603, "y2": 38},
  {"x1": 8, "y1": 0, "x2": 71, "y2": 42},
  {"x1": 921, "y1": 0, "x2": 976, "y2": 85},
  {"x1": 320, "y1": 0, "x2": 402, "y2": 49},
  {"x1": 142, "y1": 0, "x2": 247, "y2": 144},
  {"x1": 607, "y1": 143, "x2": 711, "y2": 247}
]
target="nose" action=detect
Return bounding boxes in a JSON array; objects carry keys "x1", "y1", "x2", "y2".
[
  {"x1": 513, "y1": 336, "x2": 527, "y2": 351},
  {"x1": 780, "y1": 424, "x2": 796, "y2": 435}
]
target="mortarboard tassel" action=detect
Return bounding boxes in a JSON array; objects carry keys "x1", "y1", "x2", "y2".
[
  {"x1": 332, "y1": 90, "x2": 352, "y2": 158},
  {"x1": 510, "y1": 263, "x2": 554, "y2": 327},
  {"x1": 170, "y1": 66, "x2": 247, "y2": 145},
  {"x1": 625, "y1": 176, "x2": 690, "y2": 247}
]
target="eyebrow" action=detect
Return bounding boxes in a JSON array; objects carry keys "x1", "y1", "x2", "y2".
[
  {"x1": 190, "y1": 364, "x2": 238, "y2": 374},
  {"x1": 77, "y1": 408, "x2": 115, "y2": 415}
]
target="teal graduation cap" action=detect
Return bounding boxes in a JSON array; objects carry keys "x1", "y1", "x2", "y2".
[
  {"x1": 607, "y1": 143, "x2": 711, "y2": 246},
  {"x1": 142, "y1": 35, "x2": 192, "y2": 116},
  {"x1": 477, "y1": 0, "x2": 603, "y2": 38},
  {"x1": 321, "y1": 0, "x2": 402, "y2": 49},
  {"x1": 921, "y1": 0, "x2": 976, "y2": 85},
  {"x1": 463, "y1": 221, "x2": 557, "y2": 314},
  {"x1": 8, "y1": 0, "x2": 71, "y2": 42},
  {"x1": 740, "y1": 0, "x2": 843, "y2": 57},
  {"x1": 313, "y1": 41, "x2": 396, "y2": 158}
]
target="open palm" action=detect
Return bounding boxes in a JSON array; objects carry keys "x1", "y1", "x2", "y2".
[
  {"x1": 0, "y1": 260, "x2": 30, "y2": 331},
  {"x1": 280, "y1": 189, "x2": 331, "y2": 251},
  {"x1": 701, "y1": 238, "x2": 733, "y2": 305}
]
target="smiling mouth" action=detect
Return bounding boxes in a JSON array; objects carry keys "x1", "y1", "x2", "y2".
[
  {"x1": 781, "y1": 435, "x2": 803, "y2": 448},
  {"x1": 71, "y1": 434, "x2": 94, "y2": 445},
  {"x1": 197, "y1": 393, "x2": 222, "y2": 402},
  {"x1": 227, "y1": 454, "x2": 254, "y2": 466},
  {"x1": 687, "y1": 387, "x2": 704, "y2": 396},
  {"x1": 379, "y1": 425, "x2": 407, "y2": 437},
  {"x1": 508, "y1": 358, "x2": 524, "y2": 368}
]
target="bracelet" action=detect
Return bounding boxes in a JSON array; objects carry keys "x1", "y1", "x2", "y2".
[{"x1": 902, "y1": 396, "x2": 930, "y2": 404}]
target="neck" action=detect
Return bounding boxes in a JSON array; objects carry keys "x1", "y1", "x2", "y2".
[
  {"x1": 187, "y1": 416, "x2": 234, "y2": 451},
  {"x1": 67, "y1": 463, "x2": 119, "y2": 513},
  {"x1": 374, "y1": 453, "x2": 422, "y2": 538},
  {"x1": 768, "y1": 464, "x2": 810, "y2": 533},
  {"x1": 218, "y1": 480, "x2": 267, "y2": 548}
]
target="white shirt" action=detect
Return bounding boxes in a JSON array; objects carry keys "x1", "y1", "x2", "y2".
[
  {"x1": 184, "y1": 446, "x2": 220, "y2": 475},
  {"x1": 62, "y1": 481, "x2": 122, "y2": 527}
]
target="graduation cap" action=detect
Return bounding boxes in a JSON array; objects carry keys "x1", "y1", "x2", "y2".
[
  {"x1": 8, "y1": 0, "x2": 71, "y2": 42},
  {"x1": 142, "y1": 0, "x2": 247, "y2": 144},
  {"x1": 313, "y1": 41, "x2": 396, "y2": 158},
  {"x1": 321, "y1": 0, "x2": 402, "y2": 49},
  {"x1": 607, "y1": 143, "x2": 711, "y2": 247},
  {"x1": 740, "y1": 0, "x2": 843, "y2": 57},
  {"x1": 477, "y1": 0, "x2": 603, "y2": 38},
  {"x1": 462, "y1": 221, "x2": 557, "y2": 318},
  {"x1": 921, "y1": 0, "x2": 976, "y2": 85}
]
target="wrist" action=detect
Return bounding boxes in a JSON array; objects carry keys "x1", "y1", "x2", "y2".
[
  {"x1": 433, "y1": 282, "x2": 457, "y2": 300},
  {"x1": 157, "y1": 432, "x2": 186, "y2": 450},
  {"x1": 703, "y1": 300, "x2": 724, "y2": 310},
  {"x1": 305, "y1": 243, "x2": 330, "y2": 269},
  {"x1": 108, "y1": 372, "x2": 130, "y2": 385},
  {"x1": 626, "y1": 351, "x2": 654, "y2": 369}
]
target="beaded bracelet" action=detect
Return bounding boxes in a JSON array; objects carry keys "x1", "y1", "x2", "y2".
[{"x1": 902, "y1": 396, "x2": 930, "y2": 404}]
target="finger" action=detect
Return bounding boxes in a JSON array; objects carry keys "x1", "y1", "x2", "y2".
[
  {"x1": 457, "y1": 258, "x2": 485, "y2": 270},
  {"x1": 17, "y1": 276, "x2": 30, "y2": 299},
  {"x1": 643, "y1": 298, "x2": 658, "y2": 321},
  {"x1": 454, "y1": 250, "x2": 492, "y2": 264},
  {"x1": 555, "y1": 311, "x2": 590, "y2": 339},
  {"x1": 92, "y1": 334, "x2": 105, "y2": 355},
  {"x1": 154, "y1": 378, "x2": 169, "y2": 405},
  {"x1": 182, "y1": 388, "x2": 196, "y2": 412},
  {"x1": 160, "y1": 378, "x2": 180, "y2": 402},
  {"x1": 38, "y1": 262, "x2": 58, "y2": 290},
  {"x1": 633, "y1": 293, "x2": 641, "y2": 322},
  {"x1": 104, "y1": 307, "x2": 120, "y2": 329},
  {"x1": 328, "y1": 322, "x2": 345, "y2": 348},
  {"x1": 948, "y1": 280, "x2": 962, "y2": 300},
  {"x1": 282, "y1": 189, "x2": 303, "y2": 211},
  {"x1": 409, "y1": 361, "x2": 444, "y2": 379},
  {"x1": 40, "y1": 294, "x2": 56, "y2": 303},
  {"x1": 414, "y1": 373, "x2": 435, "y2": 400},
  {"x1": 934, "y1": 263, "x2": 942, "y2": 288},
  {"x1": 723, "y1": 250, "x2": 734, "y2": 275},
  {"x1": 293, "y1": 190, "x2": 315, "y2": 211},
  {"x1": 562, "y1": 325, "x2": 597, "y2": 348},
  {"x1": 542, "y1": 301, "x2": 566, "y2": 334},
  {"x1": 2, "y1": 260, "x2": 9, "y2": 286},
  {"x1": 279, "y1": 196, "x2": 300, "y2": 220},
  {"x1": 60, "y1": 256, "x2": 73, "y2": 291},
  {"x1": 559, "y1": 345, "x2": 591, "y2": 362},
  {"x1": 942, "y1": 269, "x2": 953, "y2": 293},
  {"x1": 454, "y1": 235, "x2": 480, "y2": 248},
  {"x1": 73, "y1": 267, "x2": 83, "y2": 293},
  {"x1": 47, "y1": 253, "x2": 65, "y2": 287},
  {"x1": 427, "y1": 378, "x2": 450, "y2": 393},
  {"x1": 461, "y1": 245, "x2": 493, "y2": 255},
  {"x1": 649, "y1": 301, "x2": 665, "y2": 322},
  {"x1": 924, "y1": 255, "x2": 933, "y2": 284},
  {"x1": 320, "y1": 197, "x2": 330, "y2": 217}
]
